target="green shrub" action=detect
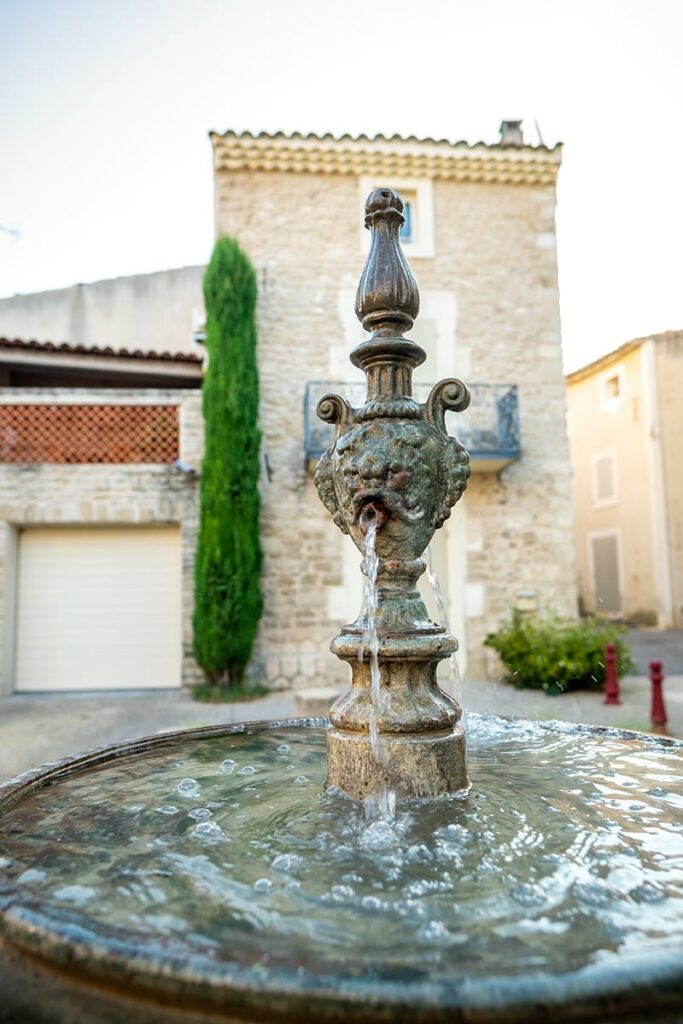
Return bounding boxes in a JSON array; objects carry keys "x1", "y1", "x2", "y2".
[
  {"x1": 484, "y1": 614, "x2": 635, "y2": 695},
  {"x1": 193, "y1": 236, "x2": 262, "y2": 689}
]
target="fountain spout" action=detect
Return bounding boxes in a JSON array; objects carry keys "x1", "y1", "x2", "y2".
[
  {"x1": 358, "y1": 500, "x2": 388, "y2": 534},
  {"x1": 315, "y1": 188, "x2": 471, "y2": 800}
]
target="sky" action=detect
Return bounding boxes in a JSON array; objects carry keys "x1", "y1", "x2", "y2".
[{"x1": 1, "y1": 0, "x2": 682, "y2": 372}]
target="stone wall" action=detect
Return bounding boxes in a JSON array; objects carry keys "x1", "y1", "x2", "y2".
[
  {"x1": 0, "y1": 389, "x2": 203, "y2": 694},
  {"x1": 214, "y1": 169, "x2": 577, "y2": 685}
]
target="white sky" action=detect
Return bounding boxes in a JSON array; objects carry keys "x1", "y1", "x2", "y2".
[{"x1": 1, "y1": 0, "x2": 682, "y2": 371}]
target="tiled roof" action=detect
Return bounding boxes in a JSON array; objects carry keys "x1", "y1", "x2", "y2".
[
  {"x1": 210, "y1": 129, "x2": 562, "y2": 186},
  {"x1": 566, "y1": 330, "x2": 683, "y2": 383},
  {"x1": 210, "y1": 128, "x2": 561, "y2": 153},
  {"x1": 0, "y1": 338, "x2": 203, "y2": 365}
]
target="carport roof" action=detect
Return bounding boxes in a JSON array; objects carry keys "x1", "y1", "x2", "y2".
[{"x1": 0, "y1": 337, "x2": 203, "y2": 364}]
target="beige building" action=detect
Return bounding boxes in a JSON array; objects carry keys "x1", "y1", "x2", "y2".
[
  {"x1": 566, "y1": 331, "x2": 683, "y2": 628},
  {"x1": 0, "y1": 124, "x2": 577, "y2": 694},
  {"x1": 211, "y1": 127, "x2": 577, "y2": 684}
]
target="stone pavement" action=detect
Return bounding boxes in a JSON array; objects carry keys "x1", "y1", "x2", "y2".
[
  {"x1": 0, "y1": 690, "x2": 293, "y2": 784},
  {"x1": 460, "y1": 673, "x2": 683, "y2": 737},
  {"x1": 627, "y1": 629, "x2": 683, "y2": 675},
  {"x1": 1, "y1": 671, "x2": 681, "y2": 784}
]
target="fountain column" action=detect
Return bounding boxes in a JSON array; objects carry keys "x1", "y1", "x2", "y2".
[{"x1": 314, "y1": 187, "x2": 471, "y2": 799}]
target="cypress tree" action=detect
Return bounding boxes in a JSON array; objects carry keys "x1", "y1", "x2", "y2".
[{"x1": 193, "y1": 236, "x2": 262, "y2": 688}]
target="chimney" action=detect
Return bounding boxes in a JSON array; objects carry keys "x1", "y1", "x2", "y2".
[{"x1": 499, "y1": 120, "x2": 524, "y2": 147}]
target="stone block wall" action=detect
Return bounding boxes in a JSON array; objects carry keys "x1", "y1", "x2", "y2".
[{"x1": 214, "y1": 168, "x2": 578, "y2": 685}]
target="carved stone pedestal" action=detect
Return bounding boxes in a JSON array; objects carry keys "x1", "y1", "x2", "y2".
[
  {"x1": 325, "y1": 583, "x2": 468, "y2": 798},
  {"x1": 327, "y1": 725, "x2": 467, "y2": 801}
]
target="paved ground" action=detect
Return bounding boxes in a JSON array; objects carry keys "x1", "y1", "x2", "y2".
[
  {"x1": 460, "y1": 673, "x2": 683, "y2": 737},
  {"x1": 626, "y1": 629, "x2": 683, "y2": 674},
  {"x1": 1, "y1": 670, "x2": 681, "y2": 784},
  {"x1": 0, "y1": 689, "x2": 293, "y2": 783}
]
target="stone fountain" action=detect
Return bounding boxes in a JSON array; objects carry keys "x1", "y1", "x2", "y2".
[
  {"x1": 316, "y1": 186, "x2": 470, "y2": 801},
  {"x1": 0, "y1": 191, "x2": 682, "y2": 1024}
]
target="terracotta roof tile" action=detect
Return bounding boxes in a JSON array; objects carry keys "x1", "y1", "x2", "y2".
[
  {"x1": 210, "y1": 128, "x2": 561, "y2": 186},
  {"x1": 210, "y1": 128, "x2": 561, "y2": 153},
  {"x1": 0, "y1": 338, "x2": 203, "y2": 365}
]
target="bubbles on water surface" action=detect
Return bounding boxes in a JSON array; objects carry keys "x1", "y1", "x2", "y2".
[
  {"x1": 188, "y1": 808, "x2": 212, "y2": 821},
  {"x1": 54, "y1": 884, "x2": 96, "y2": 906},
  {"x1": 271, "y1": 853, "x2": 306, "y2": 874},
  {"x1": 177, "y1": 779, "x2": 200, "y2": 798},
  {"x1": 192, "y1": 821, "x2": 224, "y2": 842},
  {"x1": 416, "y1": 919, "x2": 451, "y2": 943},
  {"x1": 17, "y1": 868, "x2": 46, "y2": 884},
  {"x1": 1, "y1": 719, "x2": 683, "y2": 989}
]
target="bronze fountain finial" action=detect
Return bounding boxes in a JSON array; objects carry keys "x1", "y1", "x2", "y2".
[{"x1": 315, "y1": 188, "x2": 471, "y2": 799}]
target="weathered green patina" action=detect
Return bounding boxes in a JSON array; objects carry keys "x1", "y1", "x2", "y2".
[{"x1": 315, "y1": 188, "x2": 471, "y2": 798}]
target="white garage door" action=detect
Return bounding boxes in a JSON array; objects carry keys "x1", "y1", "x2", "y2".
[{"x1": 15, "y1": 526, "x2": 182, "y2": 691}]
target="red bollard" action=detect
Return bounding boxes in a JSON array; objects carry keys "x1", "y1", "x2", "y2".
[
  {"x1": 650, "y1": 660, "x2": 668, "y2": 729},
  {"x1": 603, "y1": 643, "x2": 621, "y2": 705}
]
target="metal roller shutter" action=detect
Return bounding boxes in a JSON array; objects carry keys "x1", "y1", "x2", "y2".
[{"x1": 15, "y1": 526, "x2": 182, "y2": 691}]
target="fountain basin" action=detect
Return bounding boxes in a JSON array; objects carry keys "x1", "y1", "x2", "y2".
[{"x1": 0, "y1": 715, "x2": 682, "y2": 1023}]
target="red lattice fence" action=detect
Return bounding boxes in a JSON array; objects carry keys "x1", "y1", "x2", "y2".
[{"x1": 0, "y1": 404, "x2": 180, "y2": 464}]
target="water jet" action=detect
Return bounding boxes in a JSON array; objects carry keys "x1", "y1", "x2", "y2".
[{"x1": 0, "y1": 191, "x2": 682, "y2": 1023}]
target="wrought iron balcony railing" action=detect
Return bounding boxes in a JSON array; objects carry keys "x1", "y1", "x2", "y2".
[{"x1": 304, "y1": 381, "x2": 521, "y2": 471}]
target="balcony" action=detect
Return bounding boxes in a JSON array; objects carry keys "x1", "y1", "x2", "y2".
[{"x1": 304, "y1": 382, "x2": 521, "y2": 472}]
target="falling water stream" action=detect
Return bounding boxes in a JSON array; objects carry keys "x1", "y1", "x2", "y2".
[
  {"x1": 361, "y1": 518, "x2": 381, "y2": 759},
  {"x1": 360, "y1": 519, "x2": 396, "y2": 819},
  {"x1": 358, "y1": 532, "x2": 462, "y2": 820},
  {"x1": 423, "y1": 545, "x2": 461, "y2": 702}
]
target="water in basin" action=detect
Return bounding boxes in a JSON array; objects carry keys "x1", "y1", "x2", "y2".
[{"x1": 1, "y1": 715, "x2": 682, "y2": 991}]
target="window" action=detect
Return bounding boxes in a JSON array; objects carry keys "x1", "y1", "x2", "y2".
[
  {"x1": 359, "y1": 177, "x2": 434, "y2": 258},
  {"x1": 588, "y1": 530, "x2": 623, "y2": 615},
  {"x1": 604, "y1": 374, "x2": 620, "y2": 400},
  {"x1": 592, "y1": 449, "x2": 618, "y2": 507},
  {"x1": 399, "y1": 196, "x2": 415, "y2": 244},
  {"x1": 601, "y1": 367, "x2": 624, "y2": 411}
]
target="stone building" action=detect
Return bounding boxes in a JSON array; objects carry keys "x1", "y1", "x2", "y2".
[
  {"x1": 0, "y1": 124, "x2": 577, "y2": 694},
  {"x1": 0, "y1": 340, "x2": 203, "y2": 696},
  {"x1": 211, "y1": 127, "x2": 577, "y2": 684},
  {"x1": 566, "y1": 331, "x2": 683, "y2": 628}
]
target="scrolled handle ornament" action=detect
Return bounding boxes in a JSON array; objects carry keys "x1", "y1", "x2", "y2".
[
  {"x1": 316, "y1": 393, "x2": 352, "y2": 429},
  {"x1": 424, "y1": 378, "x2": 471, "y2": 434}
]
